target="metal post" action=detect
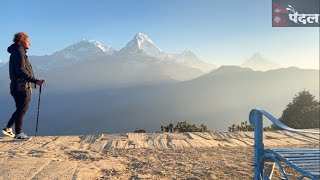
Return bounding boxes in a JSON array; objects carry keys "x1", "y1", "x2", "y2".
[{"x1": 252, "y1": 110, "x2": 264, "y2": 180}]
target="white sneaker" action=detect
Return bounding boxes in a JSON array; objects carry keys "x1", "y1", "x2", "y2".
[
  {"x1": 2, "y1": 127, "x2": 15, "y2": 138},
  {"x1": 14, "y1": 133, "x2": 30, "y2": 140}
]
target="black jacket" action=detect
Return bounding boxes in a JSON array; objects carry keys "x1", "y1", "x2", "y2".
[{"x1": 8, "y1": 43, "x2": 38, "y2": 91}]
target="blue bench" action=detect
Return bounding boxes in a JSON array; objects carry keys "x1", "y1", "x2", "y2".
[{"x1": 249, "y1": 109, "x2": 320, "y2": 180}]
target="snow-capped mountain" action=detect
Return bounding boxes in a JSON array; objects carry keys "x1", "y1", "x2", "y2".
[
  {"x1": 117, "y1": 33, "x2": 216, "y2": 73},
  {"x1": 241, "y1": 53, "x2": 282, "y2": 71},
  {"x1": 30, "y1": 40, "x2": 115, "y2": 70},
  {"x1": 24, "y1": 33, "x2": 216, "y2": 81},
  {"x1": 53, "y1": 39, "x2": 115, "y2": 58},
  {"x1": 118, "y1": 33, "x2": 165, "y2": 59},
  {"x1": 51, "y1": 39, "x2": 115, "y2": 63},
  {"x1": 166, "y1": 50, "x2": 216, "y2": 73}
]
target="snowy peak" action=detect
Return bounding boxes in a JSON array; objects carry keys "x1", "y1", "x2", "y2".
[
  {"x1": 119, "y1": 33, "x2": 164, "y2": 58},
  {"x1": 118, "y1": 33, "x2": 216, "y2": 73},
  {"x1": 245, "y1": 53, "x2": 265, "y2": 64},
  {"x1": 166, "y1": 50, "x2": 216, "y2": 73},
  {"x1": 54, "y1": 39, "x2": 114, "y2": 57},
  {"x1": 241, "y1": 52, "x2": 282, "y2": 71},
  {"x1": 25, "y1": 35, "x2": 216, "y2": 77},
  {"x1": 90, "y1": 40, "x2": 114, "y2": 53},
  {"x1": 181, "y1": 50, "x2": 198, "y2": 59},
  {"x1": 167, "y1": 50, "x2": 198, "y2": 62},
  {"x1": 134, "y1": 33, "x2": 161, "y2": 51},
  {"x1": 30, "y1": 40, "x2": 115, "y2": 71}
]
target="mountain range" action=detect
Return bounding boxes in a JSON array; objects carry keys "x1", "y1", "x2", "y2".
[
  {"x1": 23, "y1": 33, "x2": 216, "y2": 83},
  {"x1": 1, "y1": 33, "x2": 283, "y2": 78},
  {"x1": 0, "y1": 33, "x2": 318, "y2": 135},
  {"x1": 0, "y1": 33, "x2": 219, "y2": 92}
]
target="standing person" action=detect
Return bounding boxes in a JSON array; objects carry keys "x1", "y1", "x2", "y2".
[
  {"x1": 168, "y1": 123, "x2": 173, "y2": 133},
  {"x1": 2, "y1": 32, "x2": 44, "y2": 140}
]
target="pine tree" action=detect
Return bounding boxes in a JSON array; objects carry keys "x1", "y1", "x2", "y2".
[{"x1": 278, "y1": 90, "x2": 319, "y2": 129}]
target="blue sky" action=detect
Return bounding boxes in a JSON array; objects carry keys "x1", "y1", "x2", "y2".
[{"x1": 0, "y1": 0, "x2": 319, "y2": 68}]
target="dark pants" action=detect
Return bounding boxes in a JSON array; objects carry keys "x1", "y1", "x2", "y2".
[{"x1": 7, "y1": 90, "x2": 31, "y2": 134}]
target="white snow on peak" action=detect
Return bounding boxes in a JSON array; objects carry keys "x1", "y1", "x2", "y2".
[
  {"x1": 166, "y1": 50, "x2": 216, "y2": 73},
  {"x1": 27, "y1": 35, "x2": 216, "y2": 75},
  {"x1": 241, "y1": 52, "x2": 282, "y2": 71},
  {"x1": 181, "y1": 50, "x2": 198, "y2": 58},
  {"x1": 117, "y1": 34, "x2": 216, "y2": 73},
  {"x1": 59, "y1": 39, "x2": 114, "y2": 55},
  {"x1": 51, "y1": 39, "x2": 115, "y2": 62},
  {"x1": 32, "y1": 40, "x2": 115, "y2": 70},
  {"x1": 120, "y1": 33, "x2": 165, "y2": 58},
  {"x1": 134, "y1": 33, "x2": 162, "y2": 51},
  {"x1": 90, "y1": 40, "x2": 113, "y2": 53}
]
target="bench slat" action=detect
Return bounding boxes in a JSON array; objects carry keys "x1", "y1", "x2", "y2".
[
  {"x1": 293, "y1": 160, "x2": 320, "y2": 164},
  {"x1": 283, "y1": 155, "x2": 320, "y2": 158},
  {"x1": 297, "y1": 164, "x2": 320, "y2": 168},
  {"x1": 303, "y1": 167, "x2": 320, "y2": 171},
  {"x1": 276, "y1": 150, "x2": 320, "y2": 153},
  {"x1": 273, "y1": 148, "x2": 320, "y2": 151},
  {"x1": 286, "y1": 157, "x2": 320, "y2": 160},
  {"x1": 289, "y1": 160, "x2": 320, "y2": 163},
  {"x1": 275, "y1": 150, "x2": 320, "y2": 154},
  {"x1": 305, "y1": 170, "x2": 320, "y2": 173},
  {"x1": 274, "y1": 150, "x2": 319, "y2": 153},
  {"x1": 300, "y1": 166, "x2": 320, "y2": 170}
]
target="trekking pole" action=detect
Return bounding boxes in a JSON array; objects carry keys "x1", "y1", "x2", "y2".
[{"x1": 35, "y1": 85, "x2": 43, "y2": 137}]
